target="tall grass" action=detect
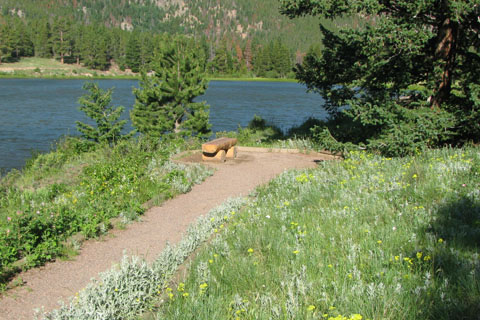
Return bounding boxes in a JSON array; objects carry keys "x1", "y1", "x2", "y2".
[{"x1": 154, "y1": 147, "x2": 480, "y2": 319}]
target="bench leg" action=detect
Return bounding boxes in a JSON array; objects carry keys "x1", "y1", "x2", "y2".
[
  {"x1": 202, "y1": 149, "x2": 226, "y2": 162},
  {"x1": 226, "y1": 146, "x2": 237, "y2": 159}
]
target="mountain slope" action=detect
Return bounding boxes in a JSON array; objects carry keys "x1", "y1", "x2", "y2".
[{"x1": 1, "y1": 0, "x2": 332, "y2": 51}]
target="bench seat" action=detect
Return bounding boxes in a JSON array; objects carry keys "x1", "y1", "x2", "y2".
[{"x1": 202, "y1": 137, "x2": 238, "y2": 162}]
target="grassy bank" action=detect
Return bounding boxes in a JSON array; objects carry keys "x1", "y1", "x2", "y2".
[
  {"x1": 206, "y1": 77, "x2": 297, "y2": 83},
  {"x1": 154, "y1": 148, "x2": 480, "y2": 319},
  {"x1": 0, "y1": 137, "x2": 213, "y2": 289},
  {"x1": 0, "y1": 58, "x2": 138, "y2": 80},
  {"x1": 0, "y1": 58, "x2": 296, "y2": 82},
  {"x1": 42, "y1": 147, "x2": 480, "y2": 320}
]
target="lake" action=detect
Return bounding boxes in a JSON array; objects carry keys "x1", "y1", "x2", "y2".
[{"x1": 0, "y1": 79, "x2": 327, "y2": 172}]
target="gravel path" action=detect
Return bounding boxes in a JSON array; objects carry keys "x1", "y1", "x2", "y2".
[{"x1": 0, "y1": 150, "x2": 333, "y2": 319}]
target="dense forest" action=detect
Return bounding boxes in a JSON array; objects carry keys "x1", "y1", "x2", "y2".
[{"x1": 0, "y1": 0, "x2": 359, "y2": 77}]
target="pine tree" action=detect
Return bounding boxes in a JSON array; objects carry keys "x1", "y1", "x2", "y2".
[
  {"x1": 71, "y1": 24, "x2": 84, "y2": 65},
  {"x1": 125, "y1": 33, "x2": 141, "y2": 72},
  {"x1": 0, "y1": 23, "x2": 14, "y2": 64},
  {"x1": 272, "y1": 39, "x2": 291, "y2": 78},
  {"x1": 81, "y1": 25, "x2": 110, "y2": 70},
  {"x1": 131, "y1": 37, "x2": 211, "y2": 139},
  {"x1": 76, "y1": 82, "x2": 130, "y2": 144},
  {"x1": 32, "y1": 20, "x2": 52, "y2": 58},
  {"x1": 10, "y1": 18, "x2": 33, "y2": 59},
  {"x1": 280, "y1": 0, "x2": 480, "y2": 153},
  {"x1": 52, "y1": 17, "x2": 72, "y2": 64},
  {"x1": 254, "y1": 43, "x2": 273, "y2": 77},
  {"x1": 212, "y1": 41, "x2": 232, "y2": 74},
  {"x1": 244, "y1": 39, "x2": 252, "y2": 71}
]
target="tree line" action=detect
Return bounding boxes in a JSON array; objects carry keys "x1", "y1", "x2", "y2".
[{"x1": 0, "y1": 15, "x2": 294, "y2": 78}]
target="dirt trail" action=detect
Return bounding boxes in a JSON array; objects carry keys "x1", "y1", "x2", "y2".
[{"x1": 0, "y1": 151, "x2": 333, "y2": 319}]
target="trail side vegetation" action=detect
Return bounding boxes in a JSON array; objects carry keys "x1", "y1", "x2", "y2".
[
  {"x1": 0, "y1": 136, "x2": 214, "y2": 290},
  {"x1": 39, "y1": 147, "x2": 480, "y2": 320},
  {"x1": 151, "y1": 147, "x2": 480, "y2": 320}
]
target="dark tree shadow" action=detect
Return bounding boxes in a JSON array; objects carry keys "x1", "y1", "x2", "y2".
[{"x1": 424, "y1": 196, "x2": 480, "y2": 320}]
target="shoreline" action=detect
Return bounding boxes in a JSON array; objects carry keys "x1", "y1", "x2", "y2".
[
  {"x1": 0, "y1": 57, "x2": 297, "y2": 82},
  {"x1": 0, "y1": 73, "x2": 297, "y2": 82}
]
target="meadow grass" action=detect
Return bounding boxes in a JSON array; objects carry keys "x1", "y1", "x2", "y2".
[
  {"x1": 206, "y1": 76, "x2": 297, "y2": 83},
  {"x1": 0, "y1": 58, "x2": 296, "y2": 82},
  {"x1": 0, "y1": 57, "x2": 138, "y2": 79},
  {"x1": 152, "y1": 147, "x2": 480, "y2": 320}
]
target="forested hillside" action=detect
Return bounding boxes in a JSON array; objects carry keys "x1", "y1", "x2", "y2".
[
  {"x1": 0, "y1": 0, "x2": 359, "y2": 77},
  {"x1": 0, "y1": 0, "x2": 332, "y2": 50}
]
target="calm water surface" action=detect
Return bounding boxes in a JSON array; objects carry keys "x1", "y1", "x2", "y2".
[{"x1": 0, "y1": 79, "x2": 327, "y2": 172}]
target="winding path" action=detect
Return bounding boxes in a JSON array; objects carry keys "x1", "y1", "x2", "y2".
[{"x1": 0, "y1": 150, "x2": 334, "y2": 319}]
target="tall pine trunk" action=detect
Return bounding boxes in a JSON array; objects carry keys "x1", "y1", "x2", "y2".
[
  {"x1": 431, "y1": 17, "x2": 458, "y2": 109},
  {"x1": 60, "y1": 30, "x2": 64, "y2": 64}
]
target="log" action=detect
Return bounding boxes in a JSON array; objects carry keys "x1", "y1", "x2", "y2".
[
  {"x1": 202, "y1": 137, "x2": 237, "y2": 154},
  {"x1": 202, "y1": 149, "x2": 226, "y2": 162}
]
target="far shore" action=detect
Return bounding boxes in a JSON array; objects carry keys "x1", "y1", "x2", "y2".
[
  {"x1": 0, "y1": 58, "x2": 297, "y2": 82},
  {"x1": 0, "y1": 74, "x2": 298, "y2": 82}
]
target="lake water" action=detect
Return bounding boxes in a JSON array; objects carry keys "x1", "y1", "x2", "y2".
[{"x1": 0, "y1": 79, "x2": 327, "y2": 172}]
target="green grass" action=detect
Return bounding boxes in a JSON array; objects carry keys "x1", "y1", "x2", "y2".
[
  {"x1": 153, "y1": 147, "x2": 480, "y2": 320},
  {"x1": 0, "y1": 57, "x2": 138, "y2": 80},
  {"x1": 0, "y1": 58, "x2": 296, "y2": 82},
  {"x1": 0, "y1": 136, "x2": 213, "y2": 289},
  {"x1": 206, "y1": 76, "x2": 297, "y2": 83}
]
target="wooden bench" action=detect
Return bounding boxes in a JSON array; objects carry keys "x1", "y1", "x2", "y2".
[{"x1": 202, "y1": 137, "x2": 238, "y2": 162}]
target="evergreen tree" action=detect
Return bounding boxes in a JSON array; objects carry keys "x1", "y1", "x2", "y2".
[
  {"x1": 0, "y1": 23, "x2": 14, "y2": 64},
  {"x1": 131, "y1": 37, "x2": 211, "y2": 138},
  {"x1": 139, "y1": 32, "x2": 155, "y2": 69},
  {"x1": 254, "y1": 43, "x2": 273, "y2": 77},
  {"x1": 81, "y1": 25, "x2": 110, "y2": 70},
  {"x1": 125, "y1": 32, "x2": 141, "y2": 72},
  {"x1": 244, "y1": 39, "x2": 253, "y2": 71},
  {"x1": 272, "y1": 39, "x2": 292, "y2": 78},
  {"x1": 32, "y1": 20, "x2": 52, "y2": 58},
  {"x1": 52, "y1": 17, "x2": 72, "y2": 64},
  {"x1": 71, "y1": 24, "x2": 84, "y2": 65},
  {"x1": 280, "y1": 0, "x2": 480, "y2": 154},
  {"x1": 108, "y1": 28, "x2": 129, "y2": 69},
  {"x1": 76, "y1": 82, "x2": 130, "y2": 144}
]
